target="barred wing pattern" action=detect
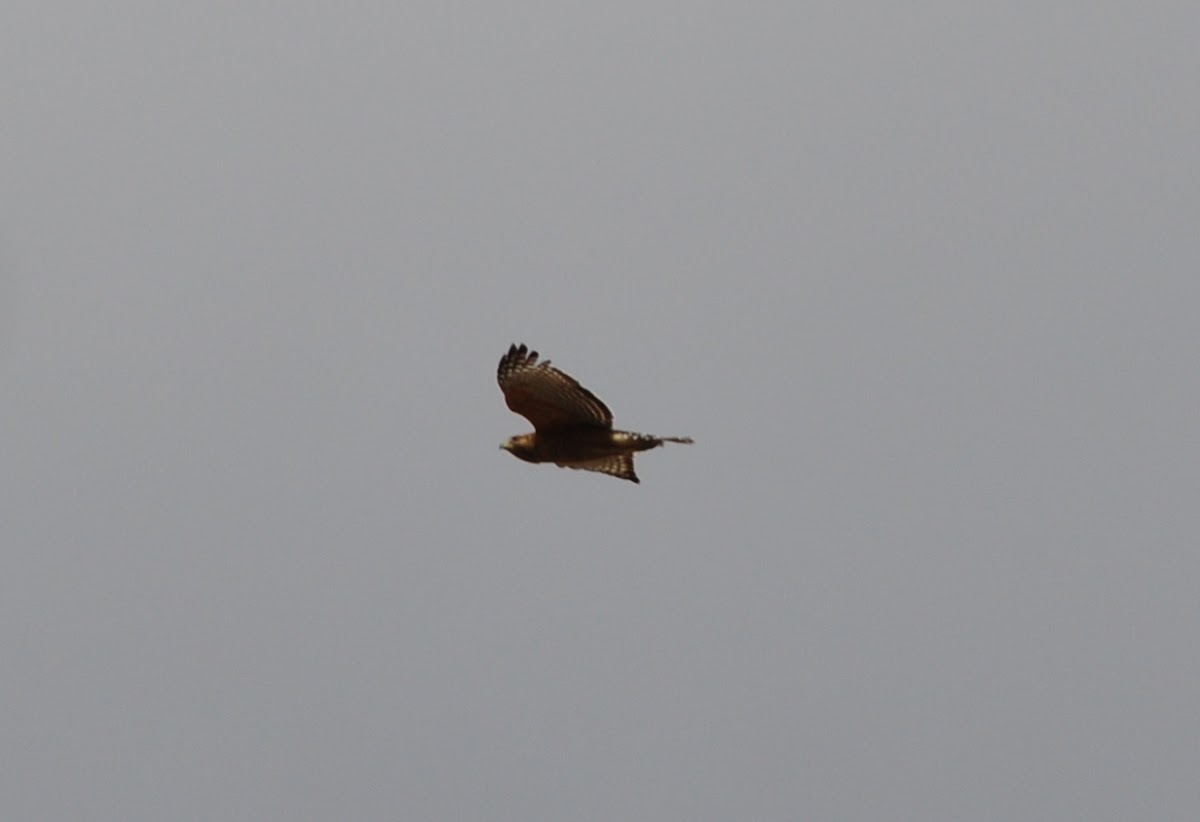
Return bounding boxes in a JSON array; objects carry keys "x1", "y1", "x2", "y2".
[
  {"x1": 497, "y1": 343, "x2": 613, "y2": 431},
  {"x1": 560, "y1": 454, "x2": 638, "y2": 482}
]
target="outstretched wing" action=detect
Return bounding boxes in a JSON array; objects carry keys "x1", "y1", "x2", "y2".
[
  {"x1": 559, "y1": 454, "x2": 639, "y2": 483},
  {"x1": 497, "y1": 343, "x2": 613, "y2": 431}
]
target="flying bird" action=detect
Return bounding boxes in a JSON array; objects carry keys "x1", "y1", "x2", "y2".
[{"x1": 497, "y1": 343, "x2": 693, "y2": 483}]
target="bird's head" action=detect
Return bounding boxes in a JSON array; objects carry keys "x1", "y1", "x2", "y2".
[{"x1": 499, "y1": 433, "x2": 537, "y2": 462}]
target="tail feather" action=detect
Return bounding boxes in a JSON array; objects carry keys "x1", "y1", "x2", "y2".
[{"x1": 616, "y1": 431, "x2": 695, "y2": 451}]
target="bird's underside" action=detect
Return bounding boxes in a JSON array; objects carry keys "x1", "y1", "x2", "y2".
[
  {"x1": 497, "y1": 344, "x2": 693, "y2": 483},
  {"x1": 505, "y1": 427, "x2": 694, "y2": 483}
]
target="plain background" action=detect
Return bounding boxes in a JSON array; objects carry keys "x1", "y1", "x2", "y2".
[{"x1": 3, "y1": 2, "x2": 1198, "y2": 820}]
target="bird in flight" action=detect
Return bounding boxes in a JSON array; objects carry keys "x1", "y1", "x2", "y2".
[{"x1": 497, "y1": 343, "x2": 693, "y2": 483}]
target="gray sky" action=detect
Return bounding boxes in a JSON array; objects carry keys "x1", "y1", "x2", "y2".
[{"x1": 3, "y1": 2, "x2": 1198, "y2": 820}]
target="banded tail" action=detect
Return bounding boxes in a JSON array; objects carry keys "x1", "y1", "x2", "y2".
[{"x1": 615, "y1": 431, "x2": 694, "y2": 451}]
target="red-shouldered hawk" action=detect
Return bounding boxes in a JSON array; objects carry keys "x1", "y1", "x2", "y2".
[{"x1": 497, "y1": 343, "x2": 693, "y2": 483}]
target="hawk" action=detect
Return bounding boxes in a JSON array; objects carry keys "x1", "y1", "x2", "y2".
[{"x1": 497, "y1": 343, "x2": 693, "y2": 483}]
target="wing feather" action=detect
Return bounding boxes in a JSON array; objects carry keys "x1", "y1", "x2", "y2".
[
  {"x1": 559, "y1": 454, "x2": 639, "y2": 483},
  {"x1": 497, "y1": 344, "x2": 613, "y2": 431}
]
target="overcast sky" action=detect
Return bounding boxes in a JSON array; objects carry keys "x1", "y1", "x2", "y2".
[{"x1": 3, "y1": 2, "x2": 1198, "y2": 820}]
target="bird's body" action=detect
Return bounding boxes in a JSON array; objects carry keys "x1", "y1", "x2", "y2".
[{"x1": 497, "y1": 344, "x2": 692, "y2": 483}]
